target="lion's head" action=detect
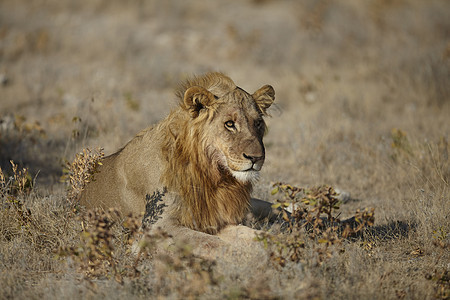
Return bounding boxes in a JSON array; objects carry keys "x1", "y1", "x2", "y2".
[
  {"x1": 162, "y1": 72, "x2": 275, "y2": 233},
  {"x1": 178, "y1": 73, "x2": 275, "y2": 183}
]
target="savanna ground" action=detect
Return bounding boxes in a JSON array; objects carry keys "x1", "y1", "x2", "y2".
[{"x1": 0, "y1": 0, "x2": 449, "y2": 299}]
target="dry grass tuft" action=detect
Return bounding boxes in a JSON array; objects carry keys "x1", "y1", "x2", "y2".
[
  {"x1": 57, "y1": 208, "x2": 124, "y2": 282},
  {"x1": 61, "y1": 147, "x2": 104, "y2": 208},
  {"x1": 0, "y1": 160, "x2": 34, "y2": 240}
]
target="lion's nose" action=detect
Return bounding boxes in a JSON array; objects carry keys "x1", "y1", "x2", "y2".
[{"x1": 243, "y1": 153, "x2": 264, "y2": 165}]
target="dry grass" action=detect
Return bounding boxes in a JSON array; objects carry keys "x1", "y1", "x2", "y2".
[{"x1": 1, "y1": 0, "x2": 449, "y2": 299}]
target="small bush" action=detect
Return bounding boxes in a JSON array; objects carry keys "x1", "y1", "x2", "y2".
[
  {"x1": 257, "y1": 183, "x2": 375, "y2": 267},
  {"x1": 58, "y1": 208, "x2": 128, "y2": 282},
  {"x1": 61, "y1": 147, "x2": 104, "y2": 208}
]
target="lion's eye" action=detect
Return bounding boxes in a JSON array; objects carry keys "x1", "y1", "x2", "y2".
[{"x1": 225, "y1": 120, "x2": 235, "y2": 129}]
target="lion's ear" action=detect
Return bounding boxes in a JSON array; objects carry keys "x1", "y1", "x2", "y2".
[
  {"x1": 252, "y1": 85, "x2": 275, "y2": 116},
  {"x1": 183, "y1": 86, "x2": 216, "y2": 118}
]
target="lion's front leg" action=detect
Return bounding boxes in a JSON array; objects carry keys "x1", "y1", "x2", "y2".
[
  {"x1": 139, "y1": 217, "x2": 226, "y2": 258},
  {"x1": 217, "y1": 224, "x2": 260, "y2": 244}
]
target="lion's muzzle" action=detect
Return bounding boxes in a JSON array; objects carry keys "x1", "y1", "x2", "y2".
[{"x1": 242, "y1": 153, "x2": 263, "y2": 171}]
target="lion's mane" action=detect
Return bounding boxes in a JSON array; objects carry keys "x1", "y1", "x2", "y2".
[{"x1": 160, "y1": 73, "x2": 252, "y2": 234}]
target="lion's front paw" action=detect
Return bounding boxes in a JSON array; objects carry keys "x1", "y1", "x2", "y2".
[
  {"x1": 188, "y1": 235, "x2": 228, "y2": 259},
  {"x1": 218, "y1": 224, "x2": 260, "y2": 244}
]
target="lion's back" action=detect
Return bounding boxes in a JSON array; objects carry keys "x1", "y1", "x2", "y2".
[{"x1": 80, "y1": 125, "x2": 166, "y2": 216}]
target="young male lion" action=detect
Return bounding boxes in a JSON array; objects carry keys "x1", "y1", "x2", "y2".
[{"x1": 81, "y1": 72, "x2": 278, "y2": 249}]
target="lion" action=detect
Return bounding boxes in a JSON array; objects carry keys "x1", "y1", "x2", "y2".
[{"x1": 80, "y1": 72, "x2": 278, "y2": 249}]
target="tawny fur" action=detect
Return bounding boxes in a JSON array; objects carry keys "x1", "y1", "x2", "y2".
[{"x1": 81, "y1": 72, "x2": 275, "y2": 236}]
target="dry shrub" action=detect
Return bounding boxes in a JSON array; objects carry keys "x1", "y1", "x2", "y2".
[
  {"x1": 61, "y1": 147, "x2": 104, "y2": 208},
  {"x1": 257, "y1": 183, "x2": 375, "y2": 267},
  {"x1": 58, "y1": 208, "x2": 138, "y2": 283},
  {"x1": 57, "y1": 207, "x2": 219, "y2": 298},
  {"x1": 1, "y1": 160, "x2": 35, "y2": 241},
  {"x1": 1, "y1": 160, "x2": 33, "y2": 203}
]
